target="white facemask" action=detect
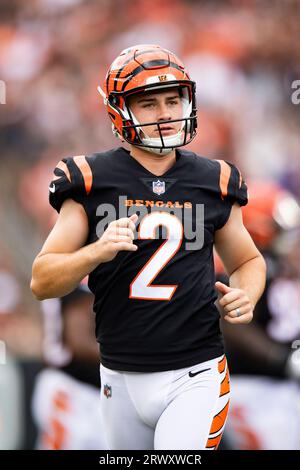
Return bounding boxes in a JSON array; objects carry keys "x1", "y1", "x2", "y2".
[{"x1": 129, "y1": 87, "x2": 192, "y2": 155}]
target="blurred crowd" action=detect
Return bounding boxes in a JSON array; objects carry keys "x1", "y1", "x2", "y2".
[{"x1": 0, "y1": 0, "x2": 300, "y2": 390}]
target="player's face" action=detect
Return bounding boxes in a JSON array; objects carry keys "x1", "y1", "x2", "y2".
[{"x1": 128, "y1": 88, "x2": 183, "y2": 139}]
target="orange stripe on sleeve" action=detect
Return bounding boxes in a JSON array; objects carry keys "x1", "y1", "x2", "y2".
[
  {"x1": 54, "y1": 161, "x2": 71, "y2": 182},
  {"x1": 73, "y1": 155, "x2": 93, "y2": 195},
  {"x1": 216, "y1": 160, "x2": 231, "y2": 200}
]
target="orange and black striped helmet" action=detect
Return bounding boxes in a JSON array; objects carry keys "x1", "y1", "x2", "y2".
[{"x1": 98, "y1": 44, "x2": 197, "y2": 153}]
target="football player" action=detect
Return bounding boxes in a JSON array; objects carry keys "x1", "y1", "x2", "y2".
[
  {"x1": 31, "y1": 44, "x2": 266, "y2": 450},
  {"x1": 32, "y1": 282, "x2": 108, "y2": 450}
]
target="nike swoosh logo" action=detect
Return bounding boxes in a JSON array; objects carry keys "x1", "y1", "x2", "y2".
[
  {"x1": 49, "y1": 183, "x2": 56, "y2": 193},
  {"x1": 189, "y1": 367, "x2": 211, "y2": 378}
]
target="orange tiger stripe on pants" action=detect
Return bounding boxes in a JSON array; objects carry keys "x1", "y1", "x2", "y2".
[{"x1": 205, "y1": 355, "x2": 230, "y2": 450}]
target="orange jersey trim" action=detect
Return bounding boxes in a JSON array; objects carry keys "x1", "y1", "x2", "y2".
[
  {"x1": 73, "y1": 155, "x2": 93, "y2": 195},
  {"x1": 216, "y1": 160, "x2": 231, "y2": 200}
]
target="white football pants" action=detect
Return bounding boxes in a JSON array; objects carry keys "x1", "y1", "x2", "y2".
[{"x1": 100, "y1": 354, "x2": 230, "y2": 450}]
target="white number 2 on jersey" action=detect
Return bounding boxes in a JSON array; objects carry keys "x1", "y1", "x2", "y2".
[{"x1": 129, "y1": 212, "x2": 183, "y2": 301}]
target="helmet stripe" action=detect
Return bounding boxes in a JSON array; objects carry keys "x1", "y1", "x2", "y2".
[
  {"x1": 106, "y1": 65, "x2": 112, "y2": 95},
  {"x1": 121, "y1": 60, "x2": 184, "y2": 91},
  {"x1": 112, "y1": 48, "x2": 163, "y2": 92}
]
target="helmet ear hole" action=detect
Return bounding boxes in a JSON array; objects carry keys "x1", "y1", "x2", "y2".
[
  {"x1": 110, "y1": 95, "x2": 119, "y2": 107},
  {"x1": 124, "y1": 125, "x2": 137, "y2": 142}
]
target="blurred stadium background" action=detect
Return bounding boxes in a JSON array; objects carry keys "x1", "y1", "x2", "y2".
[{"x1": 0, "y1": 0, "x2": 300, "y2": 449}]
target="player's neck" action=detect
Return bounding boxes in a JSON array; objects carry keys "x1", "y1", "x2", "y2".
[{"x1": 129, "y1": 145, "x2": 176, "y2": 176}]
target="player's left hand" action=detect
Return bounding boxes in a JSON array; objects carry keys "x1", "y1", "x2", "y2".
[{"x1": 215, "y1": 281, "x2": 254, "y2": 324}]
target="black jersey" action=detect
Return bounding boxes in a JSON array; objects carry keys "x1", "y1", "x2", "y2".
[{"x1": 49, "y1": 147, "x2": 248, "y2": 372}]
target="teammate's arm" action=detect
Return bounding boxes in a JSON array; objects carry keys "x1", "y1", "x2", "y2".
[
  {"x1": 31, "y1": 199, "x2": 138, "y2": 300},
  {"x1": 214, "y1": 203, "x2": 267, "y2": 324}
]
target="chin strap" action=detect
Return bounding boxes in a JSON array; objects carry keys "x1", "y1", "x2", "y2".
[
  {"x1": 139, "y1": 132, "x2": 184, "y2": 155},
  {"x1": 137, "y1": 145, "x2": 174, "y2": 156}
]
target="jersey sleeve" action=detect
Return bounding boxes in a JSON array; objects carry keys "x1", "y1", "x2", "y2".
[
  {"x1": 49, "y1": 155, "x2": 93, "y2": 212},
  {"x1": 215, "y1": 159, "x2": 248, "y2": 229},
  {"x1": 225, "y1": 161, "x2": 248, "y2": 207},
  {"x1": 218, "y1": 160, "x2": 248, "y2": 206}
]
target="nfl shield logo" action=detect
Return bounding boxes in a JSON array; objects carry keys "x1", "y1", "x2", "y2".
[
  {"x1": 152, "y1": 180, "x2": 165, "y2": 195},
  {"x1": 104, "y1": 384, "x2": 112, "y2": 398}
]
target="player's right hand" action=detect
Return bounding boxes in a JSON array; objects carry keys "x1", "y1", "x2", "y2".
[{"x1": 95, "y1": 214, "x2": 138, "y2": 263}]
